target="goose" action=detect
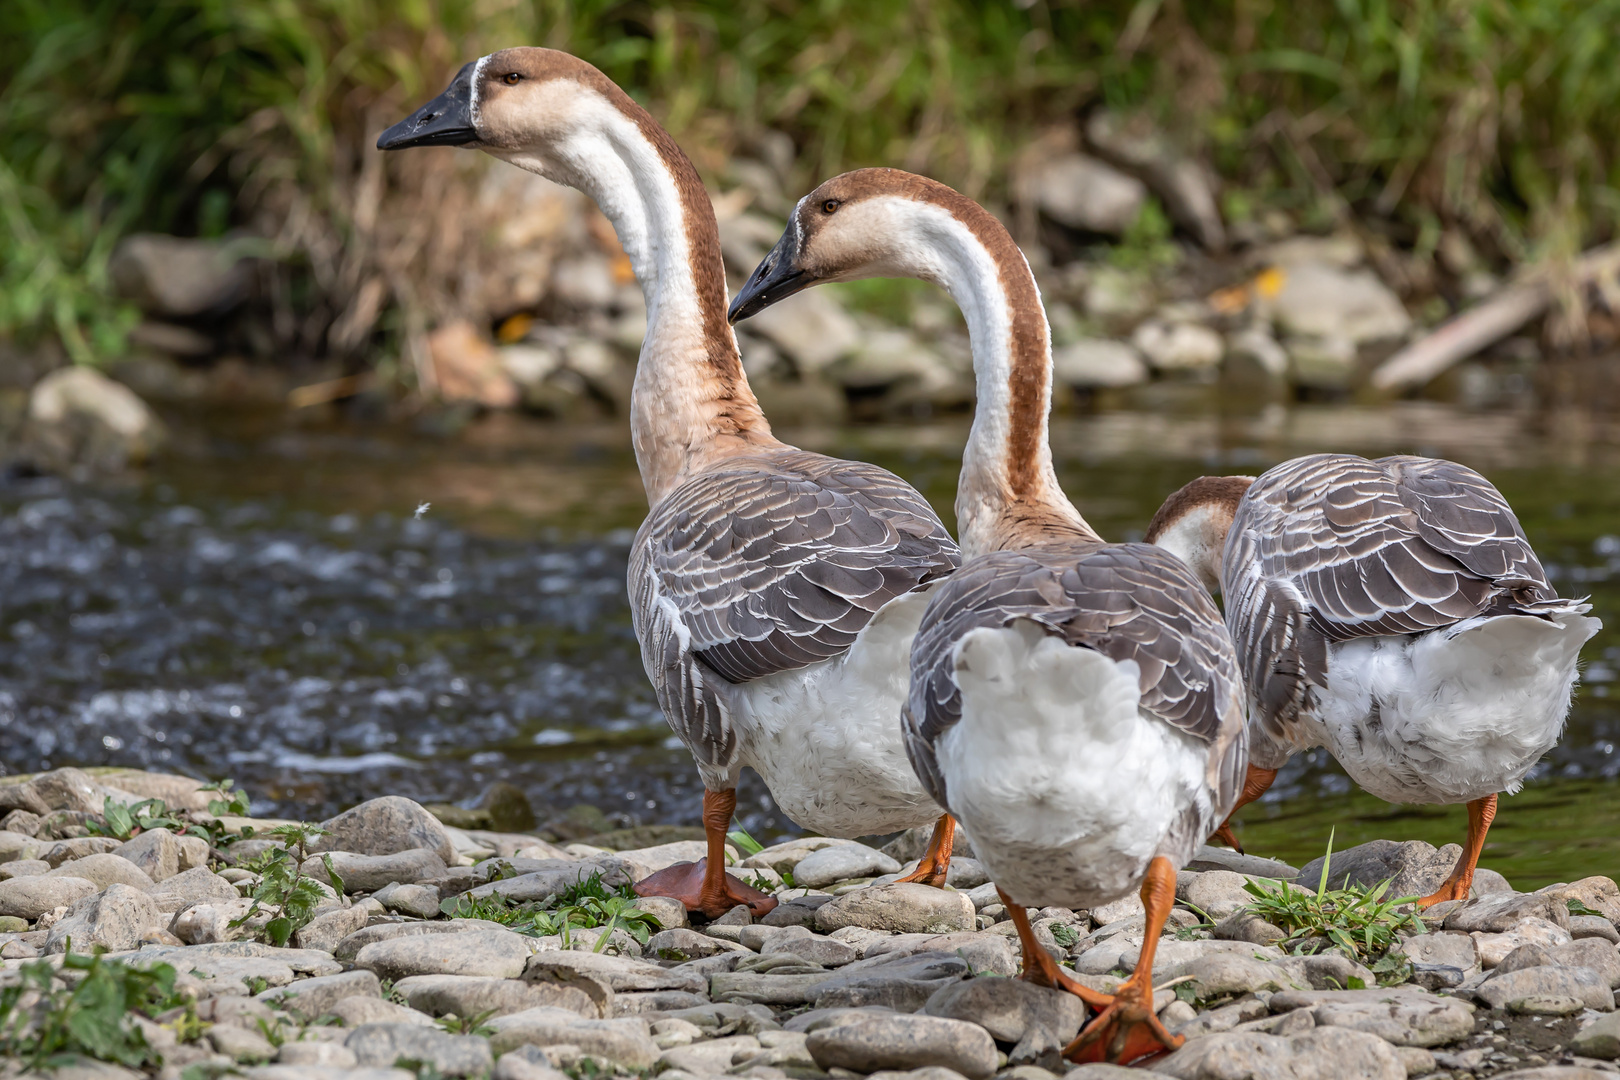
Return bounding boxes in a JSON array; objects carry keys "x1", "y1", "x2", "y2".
[
  {"x1": 730, "y1": 169, "x2": 1247, "y2": 1065},
  {"x1": 378, "y1": 51, "x2": 963, "y2": 918},
  {"x1": 1145, "y1": 457, "x2": 1599, "y2": 905}
]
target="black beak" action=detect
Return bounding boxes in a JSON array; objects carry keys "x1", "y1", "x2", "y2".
[
  {"x1": 377, "y1": 62, "x2": 479, "y2": 150},
  {"x1": 728, "y1": 226, "x2": 816, "y2": 323}
]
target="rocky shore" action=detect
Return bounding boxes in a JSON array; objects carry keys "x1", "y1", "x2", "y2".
[{"x1": 0, "y1": 768, "x2": 1617, "y2": 1080}]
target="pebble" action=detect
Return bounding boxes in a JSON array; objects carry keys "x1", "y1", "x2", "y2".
[
  {"x1": 649, "y1": 926, "x2": 745, "y2": 961},
  {"x1": 148, "y1": 866, "x2": 241, "y2": 912},
  {"x1": 0, "y1": 873, "x2": 97, "y2": 918},
  {"x1": 331, "y1": 996, "x2": 438, "y2": 1028},
  {"x1": 373, "y1": 881, "x2": 444, "y2": 919},
  {"x1": 1154, "y1": 1025, "x2": 1406, "y2": 1080},
  {"x1": 1179, "y1": 870, "x2": 1255, "y2": 920},
  {"x1": 1278, "y1": 988, "x2": 1476, "y2": 1047},
  {"x1": 259, "y1": 969, "x2": 382, "y2": 1020},
  {"x1": 486, "y1": 1009, "x2": 660, "y2": 1067},
  {"x1": 806, "y1": 1012, "x2": 998, "y2": 1080},
  {"x1": 811, "y1": 950, "x2": 972, "y2": 1012},
  {"x1": 923, "y1": 975, "x2": 1083, "y2": 1066},
  {"x1": 354, "y1": 927, "x2": 539, "y2": 980},
  {"x1": 275, "y1": 1041, "x2": 360, "y2": 1067},
  {"x1": 814, "y1": 884, "x2": 975, "y2": 935},
  {"x1": 312, "y1": 796, "x2": 459, "y2": 865},
  {"x1": 45, "y1": 882, "x2": 163, "y2": 953},
  {"x1": 112, "y1": 827, "x2": 181, "y2": 881},
  {"x1": 293, "y1": 904, "x2": 369, "y2": 953},
  {"x1": 210, "y1": 1024, "x2": 279, "y2": 1062},
  {"x1": 1476, "y1": 965, "x2": 1615, "y2": 1012},
  {"x1": 1570, "y1": 915, "x2": 1620, "y2": 944},
  {"x1": 1571, "y1": 1011, "x2": 1620, "y2": 1059},
  {"x1": 1448, "y1": 892, "x2": 1571, "y2": 934},
  {"x1": 347, "y1": 1022, "x2": 495, "y2": 1076},
  {"x1": 46, "y1": 852, "x2": 154, "y2": 889},
  {"x1": 794, "y1": 844, "x2": 903, "y2": 889},
  {"x1": 1474, "y1": 918, "x2": 1575, "y2": 967},
  {"x1": 396, "y1": 973, "x2": 601, "y2": 1019},
  {"x1": 1401, "y1": 930, "x2": 1481, "y2": 989},
  {"x1": 303, "y1": 848, "x2": 449, "y2": 892}
]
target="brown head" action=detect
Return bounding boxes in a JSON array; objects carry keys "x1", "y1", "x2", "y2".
[
  {"x1": 380, "y1": 49, "x2": 773, "y2": 499},
  {"x1": 1143, "y1": 475, "x2": 1256, "y2": 593},
  {"x1": 730, "y1": 168, "x2": 1091, "y2": 553}
]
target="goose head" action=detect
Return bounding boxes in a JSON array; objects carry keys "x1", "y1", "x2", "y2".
[
  {"x1": 729, "y1": 168, "x2": 996, "y2": 322},
  {"x1": 377, "y1": 48, "x2": 646, "y2": 188},
  {"x1": 1143, "y1": 475, "x2": 1256, "y2": 592}
]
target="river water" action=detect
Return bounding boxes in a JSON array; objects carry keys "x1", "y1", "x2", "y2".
[{"x1": 3, "y1": 398, "x2": 1617, "y2": 887}]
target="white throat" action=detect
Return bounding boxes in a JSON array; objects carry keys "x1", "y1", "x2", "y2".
[
  {"x1": 858, "y1": 200, "x2": 1079, "y2": 556},
  {"x1": 484, "y1": 87, "x2": 759, "y2": 504}
]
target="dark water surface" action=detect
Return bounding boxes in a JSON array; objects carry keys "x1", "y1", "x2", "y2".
[{"x1": 3, "y1": 401, "x2": 1618, "y2": 888}]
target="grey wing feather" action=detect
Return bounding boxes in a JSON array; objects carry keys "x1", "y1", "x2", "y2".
[
  {"x1": 634, "y1": 449, "x2": 960, "y2": 774},
  {"x1": 906, "y1": 542, "x2": 1247, "y2": 815},
  {"x1": 1222, "y1": 453, "x2": 1574, "y2": 757}
]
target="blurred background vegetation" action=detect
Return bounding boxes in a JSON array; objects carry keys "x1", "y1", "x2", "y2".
[{"x1": 3, "y1": 0, "x2": 1620, "y2": 366}]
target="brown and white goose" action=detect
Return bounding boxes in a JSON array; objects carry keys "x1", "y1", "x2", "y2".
[
  {"x1": 1146, "y1": 457, "x2": 1599, "y2": 905},
  {"x1": 379, "y1": 52, "x2": 962, "y2": 918},
  {"x1": 731, "y1": 169, "x2": 1248, "y2": 1064}
]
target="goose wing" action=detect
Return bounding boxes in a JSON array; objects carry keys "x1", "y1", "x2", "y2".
[
  {"x1": 905, "y1": 542, "x2": 1247, "y2": 814},
  {"x1": 632, "y1": 449, "x2": 959, "y2": 775},
  {"x1": 1222, "y1": 452, "x2": 1561, "y2": 755}
]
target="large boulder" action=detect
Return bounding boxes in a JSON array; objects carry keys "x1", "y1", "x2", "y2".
[
  {"x1": 109, "y1": 234, "x2": 250, "y2": 317},
  {"x1": 23, "y1": 368, "x2": 166, "y2": 470},
  {"x1": 1025, "y1": 152, "x2": 1147, "y2": 236},
  {"x1": 310, "y1": 796, "x2": 457, "y2": 865}
]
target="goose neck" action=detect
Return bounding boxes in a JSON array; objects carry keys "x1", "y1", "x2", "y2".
[
  {"x1": 915, "y1": 205, "x2": 1096, "y2": 556},
  {"x1": 528, "y1": 105, "x2": 773, "y2": 504}
]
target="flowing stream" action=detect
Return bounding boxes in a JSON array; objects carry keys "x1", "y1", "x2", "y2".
[{"x1": 3, "y1": 400, "x2": 1618, "y2": 887}]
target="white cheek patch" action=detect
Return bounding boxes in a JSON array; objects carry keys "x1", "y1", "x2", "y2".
[{"x1": 470, "y1": 54, "x2": 490, "y2": 127}]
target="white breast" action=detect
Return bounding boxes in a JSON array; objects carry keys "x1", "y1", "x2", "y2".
[
  {"x1": 733, "y1": 588, "x2": 943, "y2": 838},
  {"x1": 1308, "y1": 611, "x2": 1599, "y2": 805},
  {"x1": 935, "y1": 620, "x2": 1214, "y2": 910}
]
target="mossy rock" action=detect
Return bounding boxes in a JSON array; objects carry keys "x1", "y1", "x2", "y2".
[{"x1": 476, "y1": 781, "x2": 536, "y2": 833}]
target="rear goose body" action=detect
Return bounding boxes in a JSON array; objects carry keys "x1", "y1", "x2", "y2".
[
  {"x1": 1148, "y1": 457, "x2": 1599, "y2": 904},
  {"x1": 380, "y1": 51, "x2": 960, "y2": 918},
  {"x1": 730, "y1": 169, "x2": 1247, "y2": 1065}
]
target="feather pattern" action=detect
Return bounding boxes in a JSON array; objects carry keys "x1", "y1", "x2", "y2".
[
  {"x1": 631, "y1": 447, "x2": 960, "y2": 777},
  {"x1": 1222, "y1": 452, "x2": 1585, "y2": 764},
  {"x1": 904, "y1": 541, "x2": 1248, "y2": 818}
]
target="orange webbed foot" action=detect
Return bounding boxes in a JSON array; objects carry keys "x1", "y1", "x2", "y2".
[
  {"x1": 893, "y1": 814, "x2": 956, "y2": 889},
  {"x1": 1210, "y1": 821, "x2": 1244, "y2": 854},
  {"x1": 634, "y1": 857, "x2": 778, "y2": 920},
  {"x1": 1064, "y1": 987, "x2": 1184, "y2": 1065}
]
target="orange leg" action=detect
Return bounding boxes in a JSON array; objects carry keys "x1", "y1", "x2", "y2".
[
  {"x1": 632, "y1": 789, "x2": 778, "y2": 919},
  {"x1": 998, "y1": 886, "x2": 1113, "y2": 1009},
  {"x1": 894, "y1": 815, "x2": 957, "y2": 888},
  {"x1": 1066, "y1": 857, "x2": 1184, "y2": 1066},
  {"x1": 1209, "y1": 764, "x2": 1278, "y2": 854},
  {"x1": 1416, "y1": 794, "x2": 1497, "y2": 909}
]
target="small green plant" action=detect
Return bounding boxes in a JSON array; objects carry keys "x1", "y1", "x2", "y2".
[
  {"x1": 230, "y1": 823, "x2": 342, "y2": 948},
  {"x1": 1370, "y1": 953, "x2": 1413, "y2": 987},
  {"x1": 726, "y1": 828, "x2": 765, "y2": 859},
  {"x1": 1048, "y1": 922, "x2": 1081, "y2": 949},
  {"x1": 1568, "y1": 899, "x2": 1604, "y2": 917},
  {"x1": 436, "y1": 1008, "x2": 499, "y2": 1037},
  {"x1": 0, "y1": 951, "x2": 201, "y2": 1068},
  {"x1": 202, "y1": 779, "x2": 252, "y2": 818},
  {"x1": 87, "y1": 796, "x2": 188, "y2": 840},
  {"x1": 1240, "y1": 831, "x2": 1426, "y2": 960},
  {"x1": 440, "y1": 886, "x2": 661, "y2": 950}
]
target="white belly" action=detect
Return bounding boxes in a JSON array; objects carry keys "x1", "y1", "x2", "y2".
[
  {"x1": 734, "y1": 588, "x2": 942, "y2": 838},
  {"x1": 1307, "y1": 612, "x2": 1599, "y2": 805},
  {"x1": 936, "y1": 620, "x2": 1214, "y2": 910}
]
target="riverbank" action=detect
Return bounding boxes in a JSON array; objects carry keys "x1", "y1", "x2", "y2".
[{"x1": 0, "y1": 767, "x2": 1616, "y2": 1079}]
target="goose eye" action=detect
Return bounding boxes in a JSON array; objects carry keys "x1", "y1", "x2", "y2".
[
  {"x1": 502, "y1": 72, "x2": 522, "y2": 85},
  {"x1": 822, "y1": 200, "x2": 840, "y2": 214}
]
